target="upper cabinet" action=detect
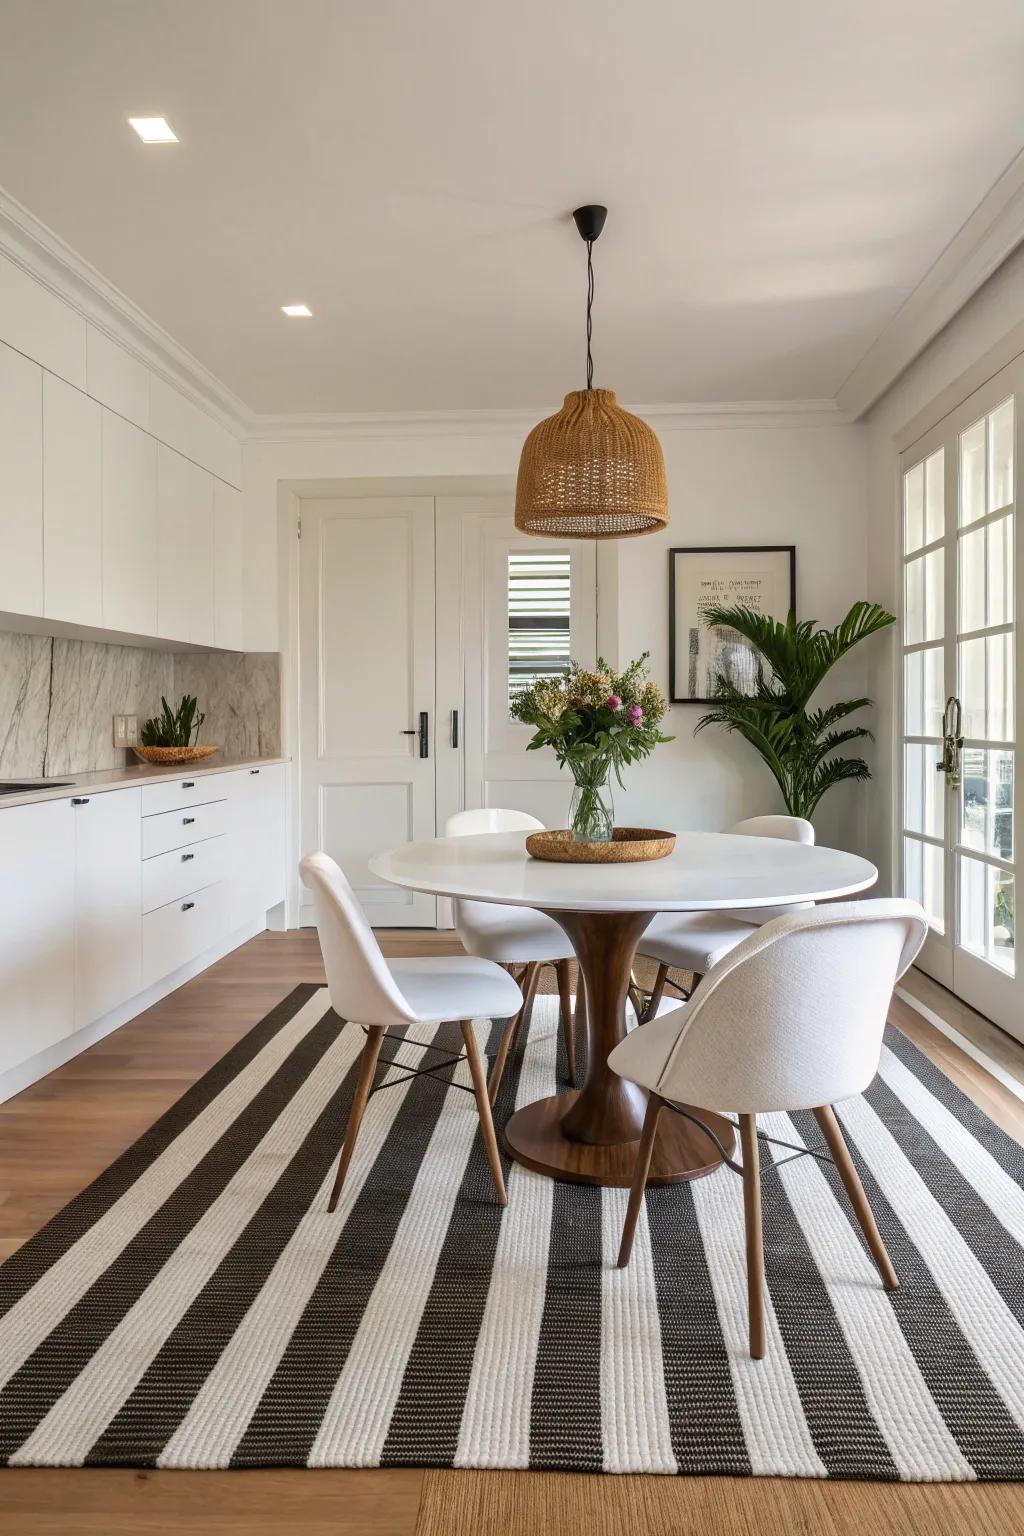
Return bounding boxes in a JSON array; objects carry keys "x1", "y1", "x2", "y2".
[
  {"x1": 0, "y1": 251, "x2": 86, "y2": 388},
  {"x1": 150, "y1": 375, "x2": 242, "y2": 490},
  {"x1": 86, "y1": 324, "x2": 150, "y2": 431},
  {"x1": 0, "y1": 253, "x2": 245, "y2": 647},
  {"x1": 0, "y1": 340, "x2": 43, "y2": 616},
  {"x1": 43, "y1": 373, "x2": 103, "y2": 628},
  {"x1": 102, "y1": 409, "x2": 158, "y2": 636},
  {"x1": 214, "y1": 481, "x2": 244, "y2": 651},
  {"x1": 157, "y1": 444, "x2": 215, "y2": 646}
]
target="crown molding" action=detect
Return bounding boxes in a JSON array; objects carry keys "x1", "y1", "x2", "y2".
[
  {"x1": 242, "y1": 397, "x2": 851, "y2": 442},
  {"x1": 0, "y1": 187, "x2": 248, "y2": 435},
  {"x1": 837, "y1": 147, "x2": 1024, "y2": 419}
]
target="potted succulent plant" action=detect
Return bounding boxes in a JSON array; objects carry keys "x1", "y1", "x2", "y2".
[{"x1": 134, "y1": 694, "x2": 219, "y2": 767}]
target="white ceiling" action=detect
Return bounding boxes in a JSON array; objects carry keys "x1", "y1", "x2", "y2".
[{"x1": 2, "y1": 0, "x2": 1024, "y2": 415}]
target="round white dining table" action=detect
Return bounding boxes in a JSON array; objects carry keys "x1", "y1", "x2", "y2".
[{"x1": 369, "y1": 830, "x2": 877, "y2": 1188}]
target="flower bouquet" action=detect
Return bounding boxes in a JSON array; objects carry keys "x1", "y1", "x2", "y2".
[{"x1": 510, "y1": 653, "x2": 672, "y2": 841}]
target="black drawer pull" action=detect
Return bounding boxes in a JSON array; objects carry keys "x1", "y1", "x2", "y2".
[
  {"x1": 181, "y1": 901, "x2": 195, "y2": 912},
  {"x1": 249, "y1": 768, "x2": 260, "y2": 775},
  {"x1": 70, "y1": 797, "x2": 90, "y2": 806},
  {"x1": 181, "y1": 852, "x2": 195, "y2": 862},
  {"x1": 182, "y1": 816, "x2": 195, "y2": 825},
  {"x1": 182, "y1": 780, "x2": 195, "y2": 789}
]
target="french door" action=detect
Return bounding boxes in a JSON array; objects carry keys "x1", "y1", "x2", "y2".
[
  {"x1": 298, "y1": 492, "x2": 597, "y2": 928},
  {"x1": 435, "y1": 496, "x2": 597, "y2": 841},
  {"x1": 899, "y1": 360, "x2": 1022, "y2": 1039},
  {"x1": 298, "y1": 497, "x2": 437, "y2": 927}
]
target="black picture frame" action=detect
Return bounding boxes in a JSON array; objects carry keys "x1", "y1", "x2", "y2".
[{"x1": 668, "y1": 545, "x2": 797, "y2": 704}]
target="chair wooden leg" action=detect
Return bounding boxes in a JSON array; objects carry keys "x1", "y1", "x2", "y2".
[
  {"x1": 813, "y1": 1104, "x2": 899, "y2": 1291},
  {"x1": 739, "y1": 1112, "x2": 765, "y2": 1359},
  {"x1": 644, "y1": 962, "x2": 670, "y2": 1022},
  {"x1": 556, "y1": 959, "x2": 577, "y2": 1085},
  {"x1": 617, "y1": 1094, "x2": 664, "y2": 1267},
  {"x1": 488, "y1": 960, "x2": 540, "y2": 1104},
  {"x1": 328, "y1": 1025, "x2": 385, "y2": 1213},
  {"x1": 461, "y1": 1019, "x2": 508, "y2": 1206},
  {"x1": 627, "y1": 970, "x2": 646, "y2": 1025}
]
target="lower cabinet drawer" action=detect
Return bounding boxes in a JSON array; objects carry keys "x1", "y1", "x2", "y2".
[
  {"x1": 140, "y1": 776, "x2": 228, "y2": 819},
  {"x1": 142, "y1": 835, "x2": 226, "y2": 914},
  {"x1": 142, "y1": 882, "x2": 229, "y2": 989},
  {"x1": 142, "y1": 798, "x2": 228, "y2": 859}
]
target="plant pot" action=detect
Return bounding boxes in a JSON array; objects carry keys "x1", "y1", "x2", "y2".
[{"x1": 132, "y1": 745, "x2": 220, "y2": 766}]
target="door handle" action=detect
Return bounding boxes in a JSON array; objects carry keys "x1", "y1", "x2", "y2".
[
  {"x1": 451, "y1": 708, "x2": 459, "y2": 749},
  {"x1": 70, "y1": 797, "x2": 90, "y2": 806},
  {"x1": 402, "y1": 713, "x2": 429, "y2": 758},
  {"x1": 936, "y1": 695, "x2": 964, "y2": 790}
]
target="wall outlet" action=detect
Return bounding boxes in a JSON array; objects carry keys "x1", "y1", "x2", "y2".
[{"x1": 113, "y1": 713, "x2": 139, "y2": 749}]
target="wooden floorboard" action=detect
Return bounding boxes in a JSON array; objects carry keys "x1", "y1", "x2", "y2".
[{"x1": 0, "y1": 932, "x2": 1021, "y2": 1535}]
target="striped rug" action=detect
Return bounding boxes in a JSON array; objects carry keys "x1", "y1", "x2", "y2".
[{"x1": 1, "y1": 984, "x2": 1023, "y2": 1479}]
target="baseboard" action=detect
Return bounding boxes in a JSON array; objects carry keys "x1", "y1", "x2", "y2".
[
  {"x1": 894, "y1": 984, "x2": 1024, "y2": 1106},
  {"x1": 0, "y1": 916, "x2": 266, "y2": 1106}
]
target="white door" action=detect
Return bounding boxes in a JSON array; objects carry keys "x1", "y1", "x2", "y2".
[
  {"x1": 299, "y1": 496, "x2": 437, "y2": 927},
  {"x1": 899, "y1": 360, "x2": 1022, "y2": 1038},
  {"x1": 436, "y1": 495, "x2": 598, "y2": 839}
]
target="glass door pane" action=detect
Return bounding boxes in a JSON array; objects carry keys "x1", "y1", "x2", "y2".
[
  {"x1": 900, "y1": 446, "x2": 947, "y2": 938},
  {"x1": 952, "y1": 390, "x2": 1019, "y2": 1032}
]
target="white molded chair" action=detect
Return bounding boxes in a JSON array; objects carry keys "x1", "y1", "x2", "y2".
[
  {"x1": 300, "y1": 852, "x2": 523, "y2": 1213},
  {"x1": 446, "y1": 809, "x2": 579, "y2": 1097},
  {"x1": 612, "y1": 898, "x2": 928, "y2": 1358},
  {"x1": 637, "y1": 814, "x2": 815, "y2": 1019}
]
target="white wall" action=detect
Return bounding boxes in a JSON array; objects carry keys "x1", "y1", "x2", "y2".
[
  {"x1": 864, "y1": 244, "x2": 1024, "y2": 893},
  {"x1": 243, "y1": 417, "x2": 874, "y2": 854}
]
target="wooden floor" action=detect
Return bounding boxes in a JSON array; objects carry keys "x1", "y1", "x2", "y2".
[{"x1": 1, "y1": 930, "x2": 1022, "y2": 1535}]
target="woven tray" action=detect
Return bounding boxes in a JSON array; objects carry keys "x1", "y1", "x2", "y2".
[
  {"x1": 526, "y1": 827, "x2": 676, "y2": 864},
  {"x1": 132, "y1": 745, "x2": 220, "y2": 766}
]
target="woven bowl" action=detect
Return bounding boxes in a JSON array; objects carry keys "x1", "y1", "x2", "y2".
[
  {"x1": 132, "y1": 745, "x2": 220, "y2": 767},
  {"x1": 526, "y1": 827, "x2": 676, "y2": 864}
]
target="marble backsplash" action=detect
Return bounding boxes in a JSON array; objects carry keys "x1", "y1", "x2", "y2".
[{"x1": 0, "y1": 633, "x2": 281, "y2": 778}]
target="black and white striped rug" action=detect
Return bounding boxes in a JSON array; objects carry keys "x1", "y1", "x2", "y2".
[{"x1": 1, "y1": 983, "x2": 1023, "y2": 1478}]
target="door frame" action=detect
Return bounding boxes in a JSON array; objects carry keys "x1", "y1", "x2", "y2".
[{"x1": 895, "y1": 357, "x2": 1022, "y2": 1035}]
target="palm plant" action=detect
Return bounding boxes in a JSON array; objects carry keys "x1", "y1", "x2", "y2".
[{"x1": 694, "y1": 601, "x2": 895, "y2": 821}]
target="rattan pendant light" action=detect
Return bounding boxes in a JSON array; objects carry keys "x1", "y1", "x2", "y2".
[{"x1": 515, "y1": 205, "x2": 668, "y2": 539}]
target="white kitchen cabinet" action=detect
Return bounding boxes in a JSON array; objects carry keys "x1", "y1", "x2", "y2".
[
  {"x1": 0, "y1": 339, "x2": 43, "y2": 617},
  {"x1": 142, "y1": 882, "x2": 229, "y2": 990},
  {"x1": 43, "y1": 373, "x2": 103, "y2": 627},
  {"x1": 0, "y1": 250, "x2": 86, "y2": 389},
  {"x1": 85, "y1": 324, "x2": 150, "y2": 431},
  {"x1": 157, "y1": 444, "x2": 215, "y2": 644},
  {"x1": 0, "y1": 800, "x2": 75, "y2": 1078},
  {"x1": 72, "y1": 789, "x2": 142, "y2": 1027},
  {"x1": 214, "y1": 480, "x2": 244, "y2": 650},
  {"x1": 102, "y1": 408, "x2": 157, "y2": 635},
  {"x1": 226, "y1": 765, "x2": 286, "y2": 927}
]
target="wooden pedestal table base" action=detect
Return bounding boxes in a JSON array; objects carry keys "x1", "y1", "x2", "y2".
[{"x1": 503, "y1": 908, "x2": 735, "y2": 1187}]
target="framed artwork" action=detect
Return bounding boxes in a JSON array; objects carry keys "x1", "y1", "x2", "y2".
[{"x1": 669, "y1": 545, "x2": 796, "y2": 704}]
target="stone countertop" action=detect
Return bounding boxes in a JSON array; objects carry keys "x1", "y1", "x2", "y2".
[{"x1": 0, "y1": 755, "x2": 289, "y2": 811}]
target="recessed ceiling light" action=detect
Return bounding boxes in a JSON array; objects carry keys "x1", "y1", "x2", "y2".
[
  {"x1": 281, "y1": 304, "x2": 313, "y2": 318},
  {"x1": 128, "y1": 116, "x2": 178, "y2": 144}
]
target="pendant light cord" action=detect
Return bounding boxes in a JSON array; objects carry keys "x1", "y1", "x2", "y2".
[{"x1": 585, "y1": 239, "x2": 595, "y2": 389}]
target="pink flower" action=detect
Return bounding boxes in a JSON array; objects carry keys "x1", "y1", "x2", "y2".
[
  {"x1": 628, "y1": 704, "x2": 644, "y2": 725},
  {"x1": 604, "y1": 694, "x2": 622, "y2": 711}
]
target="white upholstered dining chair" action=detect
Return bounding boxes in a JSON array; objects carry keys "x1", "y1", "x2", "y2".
[
  {"x1": 612, "y1": 898, "x2": 928, "y2": 1358},
  {"x1": 445, "y1": 808, "x2": 578, "y2": 1098},
  {"x1": 637, "y1": 814, "x2": 815, "y2": 1019},
  {"x1": 300, "y1": 852, "x2": 523, "y2": 1213}
]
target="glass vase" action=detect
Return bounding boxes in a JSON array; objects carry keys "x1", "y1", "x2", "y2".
[{"x1": 568, "y1": 758, "x2": 614, "y2": 843}]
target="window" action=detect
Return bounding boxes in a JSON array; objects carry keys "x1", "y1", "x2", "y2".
[{"x1": 507, "y1": 551, "x2": 571, "y2": 710}]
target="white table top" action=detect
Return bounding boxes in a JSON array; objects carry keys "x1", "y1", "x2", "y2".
[{"x1": 369, "y1": 830, "x2": 877, "y2": 913}]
